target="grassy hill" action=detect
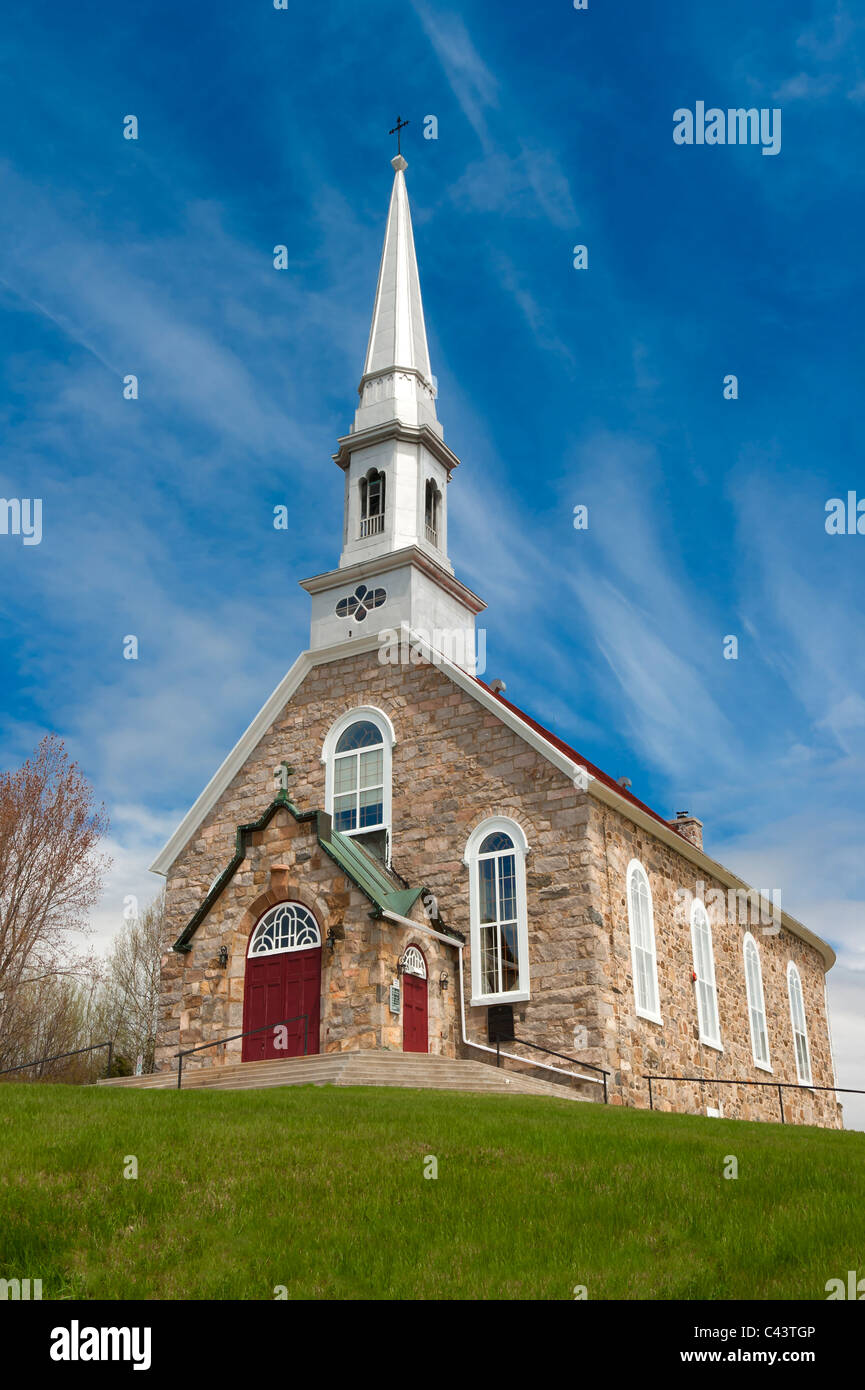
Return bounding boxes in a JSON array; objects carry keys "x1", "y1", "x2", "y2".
[{"x1": 1, "y1": 1082, "x2": 863, "y2": 1300}]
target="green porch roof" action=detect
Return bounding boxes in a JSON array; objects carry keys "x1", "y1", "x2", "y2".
[
  {"x1": 172, "y1": 796, "x2": 462, "y2": 953},
  {"x1": 317, "y1": 813, "x2": 424, "y2": 919}
]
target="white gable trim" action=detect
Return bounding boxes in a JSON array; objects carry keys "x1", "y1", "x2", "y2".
[
  {"x1": 149, "y1": 650, "x2": 313, "y2": 875},
  {"x1": 148, "y1": 627, "x2": 837, "y2": 970},
  {"x1": 150, "y1": 634, "x2": 389, "y2": 875}
]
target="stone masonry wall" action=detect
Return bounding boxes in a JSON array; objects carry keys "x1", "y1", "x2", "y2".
[
  {"x1": 157, "y1": 648, "x2": 607, "y2": 1083},
  {"x1": 586, "y1": 798, "x2": 841, "y2": 1128},
  {"x1": 157, "y1": 646, "x2": 840, "y2": 1126},
  {"x1": 157, "y1": 804, "x2": 457, "y2": 1070}
]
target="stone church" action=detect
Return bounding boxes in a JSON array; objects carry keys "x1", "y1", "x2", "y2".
[{"x1": 153, "y1": 154, "x2": 841, "y2": 1127}]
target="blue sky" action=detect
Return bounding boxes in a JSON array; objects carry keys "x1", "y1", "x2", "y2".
[{"x1": 1, "y1": 1, "x2": 864, "y2": 1120}]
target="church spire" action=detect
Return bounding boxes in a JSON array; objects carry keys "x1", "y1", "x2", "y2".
[
  {"x1": 353, "y1": 154, "x2": 439, "y2": 436},
  {"x1": 302, "y1": 148, "x2": 484, "y2": 666}
]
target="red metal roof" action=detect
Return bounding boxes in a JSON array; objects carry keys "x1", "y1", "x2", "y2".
[{"x1": 473, "y1": 676, "x2": 682, "y2": 838}]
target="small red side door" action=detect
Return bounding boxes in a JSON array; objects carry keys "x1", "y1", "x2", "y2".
[{"x1": 402, "y1": 972, "x2": 428, "y2": 1053}]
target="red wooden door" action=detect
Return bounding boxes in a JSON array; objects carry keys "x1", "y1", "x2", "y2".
[
  {"x1": 403, "y1": 972, "x2": 428, "y2": 1053},
  {"x1": 242, "y1": 946, "x2": 321, "y2": 1061}
]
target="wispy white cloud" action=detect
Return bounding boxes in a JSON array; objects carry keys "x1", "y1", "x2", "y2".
[
  {"x1": 795, "y1": 2, "x2": 859, "y2": 62},
  {"x1": 772, "y1": 72, "x2": 839, "y2": 102},
  {"x1": 0, "y1": 172, "x2": 312, "y2": 459},
  {"x1": 448, "y1": 148, "x2": 578, "y2": 229},
  {"x1": 411, "y1": 2, "x2": 499, "y2": 148},
  {"x1": 412, "y1": 1, "x2": 577, "y2": 232}
]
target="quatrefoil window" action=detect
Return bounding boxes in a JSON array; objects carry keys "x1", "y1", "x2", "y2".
[{"x1": 335, "y1": 585, "x2": 386, "y2": 622}]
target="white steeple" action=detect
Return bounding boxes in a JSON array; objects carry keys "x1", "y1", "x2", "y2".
[
  {"x1": 300, "y1": 153, "x2": 485, "y2": 667},
  {"x1": 356, "y1": 154, "x2": 437, "y2": 435}
]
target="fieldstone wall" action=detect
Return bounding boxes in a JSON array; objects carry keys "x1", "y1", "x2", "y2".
[
  {"x1": 586, "y1": 799, "x2": 842, "y2": 1128},
  {"x1": 156, "y1": 645, "x2": 840, "y2": 1127},
  {"x1": 156, "y1": 649, "x2": 609, "y2": 1083},
  {"x1": 156, "y1": 804, "x2": 458, "y2": 1071}
]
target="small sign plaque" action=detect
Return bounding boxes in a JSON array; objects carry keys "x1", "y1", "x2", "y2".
[{"x1": 389, "y1": 983, "x2": 401, "y2": 1014}]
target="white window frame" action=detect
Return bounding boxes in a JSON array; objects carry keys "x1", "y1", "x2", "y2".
[
  {"x1": 401, "y1": 945, "x2": 427, "y2": 979},
  {"x1": 690, "y1": 900, "x2": 722, "y2": 1050},
  {"x1": 743, "y1": 932, "x2": 772, "y2": 1072},
  {"x1": 359, "y1": 468, "x2": 386, "y2": 538},
  {"x1": 464, "y1": 817, "x2": 530, "y2": 1007},
  {"x1": 322, "y1": 707, "x2": 395, "y2": 854},
  {"x1": 247, "y1": 901, "x2": 321, "y2": 957},
  {"x1": 787, "y1": 961, "x2": 812, "y2": 1087},
  {"x1": 626, "y1": 859, "x2": 662, "y2": 1024},
  {"x1": 424, "y1": 478, "x2": 441, "y2": 546}
]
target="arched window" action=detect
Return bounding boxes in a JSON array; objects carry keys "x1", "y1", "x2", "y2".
[
  {"x1": 334, "y1": 722, "x2": 383, "y2": 831},
  {"x1": 360, "y1": 469, "x2": 386, "y2": 537},
  {"x1": 248, "y1": 902, "x2": 321, "y2": 956},
  {"x1": 743, "y1": 933, "x2": 771, "y2": 1071},
  {"x1": 787, "y1": 962, "x2": 812, "y2": 1086},
  {"x1": 401, "y1": 945, "x2": 427, "y2": 978},
  {"x1": 626, "y1": 860, "x2": 661, "y2": 1022},
  {"x1": 464, "y1": 818, "x2": 530, "y2": 1004},
  {"x1": 323, "y1": 708, "x2": 394, "y2": 863},
  {"x1": 691, "y1": 900, "x2": 721, "y2": 1048},
  {"x1": 424, "y1": 478, "x2": 441, "y2": 547}
]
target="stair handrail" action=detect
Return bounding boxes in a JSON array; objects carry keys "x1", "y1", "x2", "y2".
[
  {"x1": 174, "y1": 1015, "x2": 309, "y2": 1090},
  {"x1": 644, "y1": 1071, "x2": 865, "y2": 1123},
  {"x1": 0, "y1": 1040, "x2": 114, "y2": 1083},
  {"x1": 504, "y1": 1034, "x2": 610, "y2": 1103}
]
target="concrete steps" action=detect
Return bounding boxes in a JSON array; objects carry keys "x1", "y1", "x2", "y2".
[{"x1": 97, "y1": 1050, "x2": 594, "y2": 1103}]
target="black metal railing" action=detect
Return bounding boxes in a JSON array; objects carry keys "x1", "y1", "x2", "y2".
[
  {"x1": 174, "y1": 1015, "x2": 309, "y2": 1090},
  {"x1": 497, "y1": 1034, "x2": 611, "y2": 1103},
  {"x1": 643, "y1": 1073, "x2": 865, "y2": 1124},
  {"x1": 0, "y1": 1040, "x2": 114, "y2": 1083}
]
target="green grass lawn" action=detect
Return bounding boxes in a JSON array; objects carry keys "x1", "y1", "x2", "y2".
[{"x1": 1, "y1": 1082, "x2": 863, "y2": 1300}]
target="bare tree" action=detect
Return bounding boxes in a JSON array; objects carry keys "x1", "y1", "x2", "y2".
[
  {"x1": 0, "y1": 736, "x2": 109, "y2": 1069},
  {"x1": 1, "y1": 972, "x2": 92, "y2": 1080},
  {"x1": 92, "y1": 893, "x2": 170, "y2": 1073}
]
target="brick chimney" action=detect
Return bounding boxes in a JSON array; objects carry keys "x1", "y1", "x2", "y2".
[{"x1": 668, "y1": 811, "x2": 703, "y2": 851}]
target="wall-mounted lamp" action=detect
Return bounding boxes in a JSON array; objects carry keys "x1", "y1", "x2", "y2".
[
  {"x1": 326, "y1": 928, "x2": 338, "y2": 953},
  {"x1": 217, "y1": 945, "x2": 229, "y2": 969},
  {"x1": 439, "y1": 971, "x2": 449, "y2": 994}
]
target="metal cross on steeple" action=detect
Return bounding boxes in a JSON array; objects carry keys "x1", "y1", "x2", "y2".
[{"x1": 388, "y1": 115, "x2": 410, "y2": 155}]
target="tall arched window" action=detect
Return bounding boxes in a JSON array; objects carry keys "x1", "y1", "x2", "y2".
[
  {"x1": 360, "y1": 469, "x2": 386, "y2": 537},
  {"x1": 626, "y1": 859, "x2": 661, "y2": 1022},
  {"x1": 323, "y1": 707, "x2": 394, "y2": 863},
  {"x1": 787, "y1": 962, "x2": 812, "y2": 1085},
  {"x1": 743, "y1": 933, "x2": 771, "y2": 1071},
  {"x1": 424, "y1": 478, "x2": 441, "y2": 547},
  {"x1": 691, "y1": 900, "x2": 721, "y2": 1048},
  {"x1": 464, "y1": 818, "x2": 530, "y2": 1004}
]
